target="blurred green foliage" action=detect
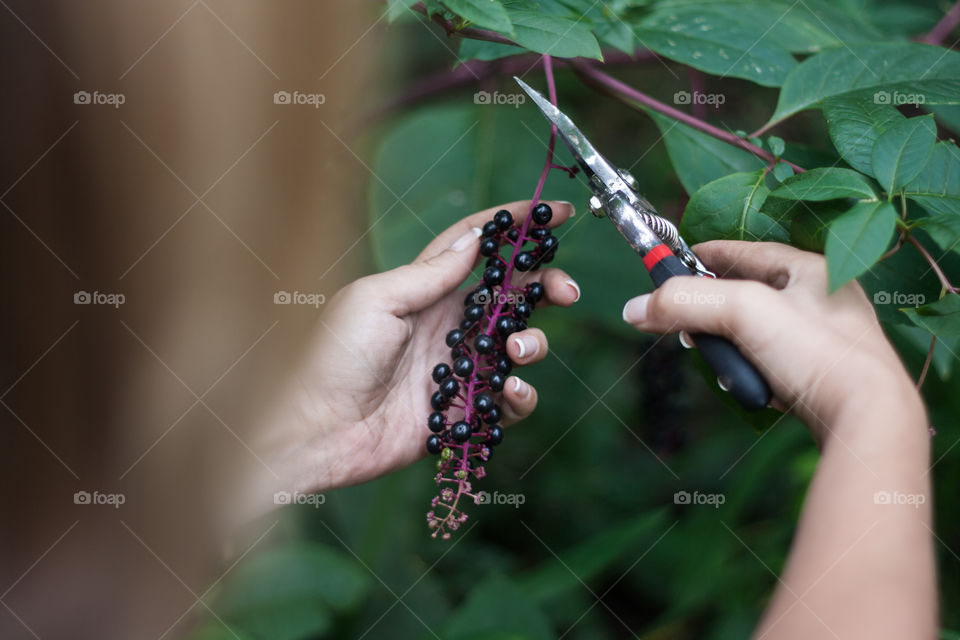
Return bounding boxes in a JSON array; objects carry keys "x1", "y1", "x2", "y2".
[{"x1": 189, "y1": 1, "x2": 960, "y2": 638}]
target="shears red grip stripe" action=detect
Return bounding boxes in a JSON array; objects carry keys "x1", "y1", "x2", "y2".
[{"x1": 641, "y1": 244, "x2": 674, "y2": 271}]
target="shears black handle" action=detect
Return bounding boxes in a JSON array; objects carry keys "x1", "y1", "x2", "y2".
[{"x1": 643, "y1": 245, "x2": 773, "y2": 411}]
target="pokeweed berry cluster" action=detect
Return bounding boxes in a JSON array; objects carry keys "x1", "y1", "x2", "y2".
[{"x1": 425, "y1": 203, "x2": 558, "y2": 539}]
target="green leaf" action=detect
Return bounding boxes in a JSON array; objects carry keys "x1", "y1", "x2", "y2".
[
  {"x1": 788, "y1": 202, "x2": 846, "y2": 252},
  {"x1": 458, "y1": 38, "x2": 519, "y2": 62},
  {"x1": 213, "y1": 544, "x2": 370, "y2": 640},
  {"x1": 902, "y1": 296, "x2": 960, "y2": 337},
  {"x1": 634, "y1": 7, "x2": 796, "y2": 87},
  {"x1": 507, "y1": 11, "x2": 602, "y2": 59},
  {"x1": 646, "y1": 111, "x2": 765, "y2": 194},
  {"x1": 680, "y1": 170, "x2": 789, "y2": 245},
  {"x1": 871, "y1": 115, "x2": 937, "y2": 195},
  {"x1": 771, "y1": 162, "x2": 794, "y2": 184},
  {"x1": 441, "y1": 0, "x2": 513, "y2": 35},
  {"x1": 824, "y1": 200, "x2": 896, "y2": 291},
  {"x1": 768, "y1": 43, "x2": 960, "y2": 126},
  {"x1": 386, "y1": 0, "x2": 420, "y2": 21},
  {"x1": 444, "y1": 574, "x2": 553, "y2": 640},
  {"x1": 822, "y1": 96, "x2": 905, "y2": 176},
  {"x1": 767, "y1": 136, "x2": 785, "y2": 157},
  {"x1": 770, "y1": 167, "x2": 877, "y2": 201},
  {"x1": 904, "y1": 142, "x2": 960, "y2": 218}
]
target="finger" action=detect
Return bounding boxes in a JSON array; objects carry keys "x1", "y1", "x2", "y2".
[
  {"x1": 369, "y1": 226, "x2": 482, "y2": 315},
  {"x1": 416, "y1": 200, "x2": 575, "y2": 262},
  {"x1": 692, "y1": 240, "x2": 823, "y2": 289},
  {"x1": 499, "y1": 375, "x2": 538, "y2": 425},
  {"x1": 621, "y1": 275, "x2": 781, "y2": 342},
  {"x1": 513, "y1": 268, "x2": 580, "y2": 308},
  {"x1": 505, "y1": 328, "x2": 549, "y2": 365}
]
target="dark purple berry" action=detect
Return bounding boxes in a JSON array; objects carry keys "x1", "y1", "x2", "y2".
[
  {"x1": 514, "y1": 252, "x2": 535, "y2": 272},
  {"x1": 483, "y1": 266, "x2": 505, "y2": 285},
  {"x1": 432, "y1": 363, "x2": 451, "y2": 383},
  {"x1": 494, "y1": 209, "x2": 513, "y2": 230},
  {"x1": 495, "y1": 316, "x2": 517, "y2": 337},
  {"x1": 515, "y1": 301, "x2": 533, "y2": 318},
  {"x1": 484, "y1": 405, "x2": 502, "y2": 424},
  {"x1": 451, "y1": 345, "x2": 469, "y2": 359},
  {"x1": 487, "y1": 372, "x2": 506, "y2": 391},
  {"x1": 440, "y1": 377, "x2": 460, "y2": 397},
  {"x1": 541, "y1": 235, "x2": 559, "y2": 253},
  {"x1": 428, "y1": 412, "x2": 446, "y2": 433},
  {"x1": 515, "y1": 320, "x2": 527, "y2": 332},
  {"x1": 474, "y1": 393, "x2": 494, "y2": 413},
  {"x1": 459, "y1": 319, "x2": 474, "y2": 331},
  {"x1": 532, "y1": 203, "x2": 553, "y2": 225},
  {"x1": 487, "y1": 425, "x2": 504, "y2": 446},
  {"x1": 474, "y1": 334, "x2": 495, "y2": 354},
  {"x1": 529, "y1": 227, "x2": 549, "y2": 240},
  {"x1": 464, "y1": 304, "x2": 484, "y2": 322},
  {"x1": 485, "y1": 256, "x2": 505, "y2": 268},
  {"x1": 481, "y1": 221, "x2": 498, "y2": 237},
  {"x1": 451, "y1": 421, "x2": 472, "y2": 443},
  {"x1": 479, "y1": 237, "x2": 499, "y2": 256},
  {"x1": 453, "y1": 356, "x2": 474, "y2": 377},
  {"x1": 445, "y1": 329, "x2": 464, "y2": 348},
  {"x1": 526, "y1": 282, "x2": 545, "y2": 304},
  {"x1": 507, "y1": 228, "x2": 520, "y2": 242},
  {"x1": 494, "y1": 356, "x2": 512, "y2": 374},
  {"x1": 426, "y1": 434, "x2": 443, "y2": 454},
  {"x1": 473, "y1": 284, "x2": 493, "y2": 305},
  {"x1": 430, "y1": 391, "x2": 446, "y2": 411}
]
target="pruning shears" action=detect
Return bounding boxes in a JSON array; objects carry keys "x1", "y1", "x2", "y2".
[{"x1": 515, "y1": 76, "x2": 773, "y2": 412}]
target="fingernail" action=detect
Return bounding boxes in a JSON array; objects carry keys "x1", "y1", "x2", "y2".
[
  {"x1": 558, "y1": 201, "x2": 575, "y2": 216},
  {"x1": 511, "y1": 376, "x2": 530, "y2": 398},
  {"x1": 678, "y1": 331, "x2": 694, "y2": 349},
  {"x1": 450, "y1": 227, "x2": 481, "y2": 251},
  {"x1": 622, "y1": 294, "x2": 651, "y2": 324},
  {"x1": 513, "y1": 335, "x2": 538, "y2": 359},
  {"x1": 565, "y1": 278, "x2": 581, "y2": 302}
]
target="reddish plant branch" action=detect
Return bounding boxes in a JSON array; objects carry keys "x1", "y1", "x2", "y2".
[
  {"x1": 414, "y1": 2, "x2": 516, "y2": 45},
  {"x1": 365, "y1": 49, "x2": 655, "y2": 125},
  {"x1": 921, "y1": 0, "x2": 960, "y2": 45},
  {"x1": 907, "y1": 234, "x2": 960, "y2": 294},
  {"x1": 572, "y1": 62, "x2": 806, "y2": 173},
  {"x1": 916, "y1": 335, "x2": 936, "y2": 390}
]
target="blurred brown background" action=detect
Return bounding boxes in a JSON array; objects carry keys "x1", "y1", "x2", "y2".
[{"x1": 0, "y1": 1, "x2": 379, "y2": 637}]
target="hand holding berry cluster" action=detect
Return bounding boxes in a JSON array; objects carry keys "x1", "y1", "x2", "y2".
[{"x1": 426, "y1": 203, "x2": 559, "y2": 539}]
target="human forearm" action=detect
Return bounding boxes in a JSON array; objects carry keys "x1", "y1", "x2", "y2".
[{"x1": 756, "y1": 381, "x2": 936, "y2": 640}]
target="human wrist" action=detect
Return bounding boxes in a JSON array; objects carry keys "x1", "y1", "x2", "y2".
[{"x1": 824, "y1": 367, "x2": 928, "y2": 448}]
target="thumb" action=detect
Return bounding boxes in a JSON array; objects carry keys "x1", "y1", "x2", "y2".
[{"x1": 374, "y1": 227, "x2": 482, "y2": 315}]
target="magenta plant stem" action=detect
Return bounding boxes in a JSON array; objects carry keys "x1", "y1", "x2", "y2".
[
  {"x1": 428, "y1": 56, "x2": 566, "y2": 539},
  {"x1": 922, "y1": 0, "x2": 960, "y2": 45}
]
